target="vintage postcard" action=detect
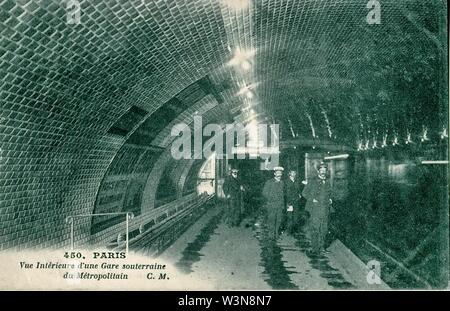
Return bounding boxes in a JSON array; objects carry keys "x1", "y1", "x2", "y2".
[{"x1": 0, "y1": 0, "x2": 448, "y2": 291}]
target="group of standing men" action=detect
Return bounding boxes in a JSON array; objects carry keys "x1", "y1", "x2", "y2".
[{"x1": 223, "y1": 161, "x2": 333, "y2": 255}]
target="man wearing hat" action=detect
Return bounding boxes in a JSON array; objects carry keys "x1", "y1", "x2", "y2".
[
  {"x1": 262, "y1": 166, "x2": 285, "y2": 239},
  {"x1": 223, "y1": 166, "x2": 244, "y2": 227},
  {"x1": 302, "y1": 161, "x2": 333, "y2": 254}
]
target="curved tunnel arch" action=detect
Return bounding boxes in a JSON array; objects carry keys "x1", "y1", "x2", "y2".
[
  {"x1": 0, "y1": 0, "x2": 446, "y2": 281},
  {"x1": 89, "y1": 75, "x2": 227, "y2": 239}
]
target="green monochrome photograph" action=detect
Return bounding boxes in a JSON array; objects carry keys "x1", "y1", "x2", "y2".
[{"x1": 0, "y1": 0, "x2": 448, "y2": 292}]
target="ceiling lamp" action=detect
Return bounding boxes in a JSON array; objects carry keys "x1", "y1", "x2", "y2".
[
  {"x1": 240, "y1": 60, "x2": 252, "y2": 71},
  {"x1": 420, "y1": 127, "x2": 429, "y2": 142},
  {"x1": 392, "y1": 136, "x2": 399, "y2": 146},
  {"x1": 222, "y1": 0, "x2": 251, "y2": 11},
  {"x1": 440, "y1": 127, "x2": 448, "y2": 139},
  {"x1": 405, "y1": 132, "x2": 413, "y2": 144},
  {"x1": 228, "y1": 48, "x2": 256, "y2": 72}
]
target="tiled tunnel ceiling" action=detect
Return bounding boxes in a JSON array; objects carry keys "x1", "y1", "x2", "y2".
[
  {"x1": 1, "y1": 0, "x2": 447, "y2": 151},
  {"x1": 0, "y1": 0, "x2": 447, "y2": 249},
  {"x1": 252, "y1": 0, "x2": 447, "y2": 146}
]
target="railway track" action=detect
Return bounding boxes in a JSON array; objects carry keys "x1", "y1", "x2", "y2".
[{"x1": 113, "y1": 195, "x2": 216, "y2": 256}]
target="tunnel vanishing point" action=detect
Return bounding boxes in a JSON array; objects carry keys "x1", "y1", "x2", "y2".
[{"x1": 0, "y1": 0, "x2": 448, "y2": 289}]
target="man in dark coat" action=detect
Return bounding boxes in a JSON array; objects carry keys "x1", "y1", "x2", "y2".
[
  {"x1": 284, "y1": 170, "x2": 304, "y2": 235},
  {"x1": 223, "y1": 167, "x2": 244, "y2": 227},
  {"x1": 302, "y1": 162, "x2": 333, "y2": 254},
  {"x1": 262, "y1": 167, "x2": 285, "y2": 239}
]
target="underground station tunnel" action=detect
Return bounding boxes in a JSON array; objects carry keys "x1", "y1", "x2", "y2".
[{"x1": 0, "y1": 0, "x2": 448, "y2": 290}]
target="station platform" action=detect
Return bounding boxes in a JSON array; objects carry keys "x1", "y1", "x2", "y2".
[{"x1": 160, "y1": 205, "x2": 389, "y2": 290}]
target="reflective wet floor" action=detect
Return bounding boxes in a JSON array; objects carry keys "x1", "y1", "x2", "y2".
[{"x1": 160, "y1": 205, "x2": 388, "y2": 290}]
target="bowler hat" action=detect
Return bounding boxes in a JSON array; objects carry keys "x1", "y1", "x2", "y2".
[{"x1": 317, "y1": 161, "x2": 328, "y2": 169}]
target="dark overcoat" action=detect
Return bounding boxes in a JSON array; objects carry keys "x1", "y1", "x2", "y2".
[
  {"x1": 302, "y1": 177, "x2": 332, "y2": 251},
  {"x1": 223, "y1": 176, "x2": 243, "y2": 226},
  {"x1": 262, "y1": 178, "x2": 285, "y2": 238}
]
